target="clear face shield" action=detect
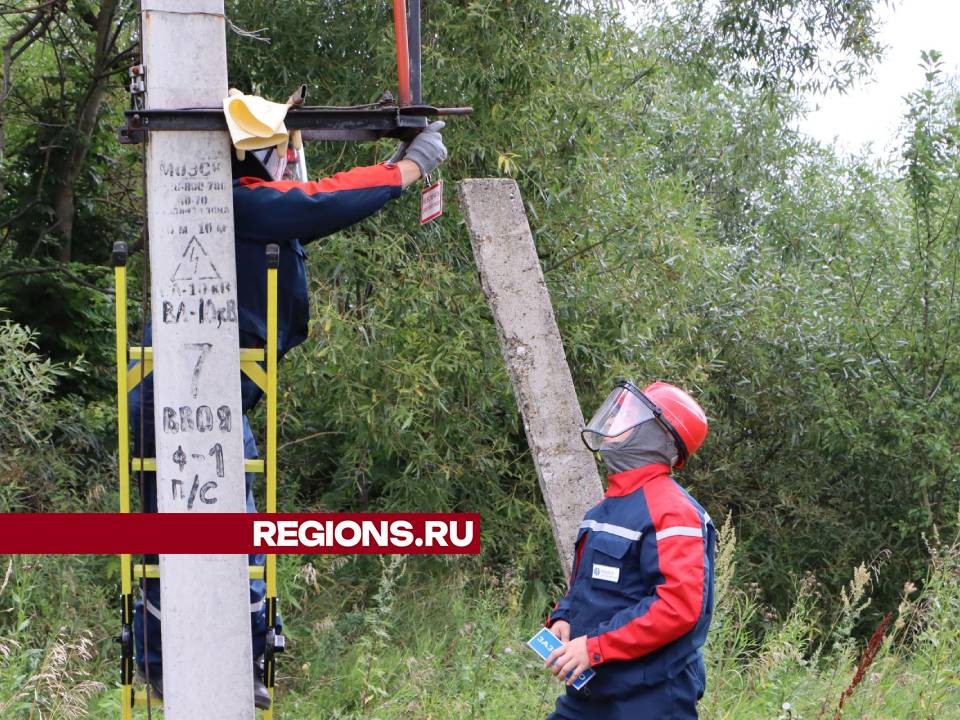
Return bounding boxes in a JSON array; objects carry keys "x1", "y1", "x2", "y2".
[
  {"x1": 253, "y1": 145, "x2": 308, "y2": 182},
  {"x1": 581, "y1": 381, "x2": 657, "y2": 452},
  {"x1": 581, "y1": 380, "x2": 691, "y2": 464}
]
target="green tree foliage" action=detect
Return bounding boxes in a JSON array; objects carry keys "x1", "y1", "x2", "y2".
[
  {"x1": 0, "y1": 315, "x2": 60, "y2": 447},
  {"x1": 0, "y1": 312, "x2": 115, "y2": 513},
  {"x1": 2, "y1": 0, "x2": 956, "y2": 639},
  {"x1": 0, "y1": 0, "x2": 138, "y2": 382},
  {"x1": 640, "y1": 0, "x2": 884, "y2": 94}
]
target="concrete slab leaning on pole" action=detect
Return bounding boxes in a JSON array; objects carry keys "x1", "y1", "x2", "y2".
[
  {"x1": 141, "y1": 1, "x2": 254, "y2": 717},
  {"x1": 458, "y1": 179, "x2": 603, "y2": 575}
]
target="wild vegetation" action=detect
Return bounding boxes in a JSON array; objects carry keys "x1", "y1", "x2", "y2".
[{"x1": 0, "y1": 0, "x2": 958, "y2": 717}]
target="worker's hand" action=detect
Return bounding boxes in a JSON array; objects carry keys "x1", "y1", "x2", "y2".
[
  {"x1": 550, "y1": 620, "x2": 571, "y2": 642},
  {"x1": 545, "y1": 635, "x2": 591, "y2": 686},
  {"x1": 404, "y1": 121, "x2": 447, "y2": 177}
]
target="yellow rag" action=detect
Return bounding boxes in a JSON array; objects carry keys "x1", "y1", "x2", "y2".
[{"x1": 223, "y1": 88, "x2": 289, "y2": 153}]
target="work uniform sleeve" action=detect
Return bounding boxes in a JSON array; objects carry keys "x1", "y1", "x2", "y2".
[
  {"x1": 585, "y1": 486, "x2": 707, "y2": 667},
  {"x1": 233, "y1": 163, "x2": 404, "y2": 245},
  {"x1": 547, "y1": 593, "x2": 573, "y2": 627},
  {"x1": 547, "y1": 528, "x2": 589, "y2": 627}
]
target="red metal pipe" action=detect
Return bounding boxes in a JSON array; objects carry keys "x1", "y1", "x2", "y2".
[{"x1": 392, "y1": 0, "x2": 412, "y2": 106}]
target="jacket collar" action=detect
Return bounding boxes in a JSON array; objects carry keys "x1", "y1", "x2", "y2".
[{"x1": 605, "y1": 463, "x2": 671, "y2": 497}]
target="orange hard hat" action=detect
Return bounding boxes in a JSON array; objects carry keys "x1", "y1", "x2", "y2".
[{"x1": 641, "y1": 381, "x2": 708, "y2": 467}]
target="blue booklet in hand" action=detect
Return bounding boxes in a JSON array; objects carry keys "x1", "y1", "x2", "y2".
[{"x1": 527, "y1": 627, "x2": 595, "y2": 690}]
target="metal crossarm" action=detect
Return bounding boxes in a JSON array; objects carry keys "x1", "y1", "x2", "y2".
[
  {"x1": 114, "y1": 243, "x2": 284, "y2": 716},
  {"x1": 119, "y1": 0, "x2": 471, "y2": 146},
  {"x1": 118, "y1": 102, "x2": 472, "y2": 144}
]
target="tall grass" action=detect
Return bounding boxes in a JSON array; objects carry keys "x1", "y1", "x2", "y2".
[
  {"x1": 1, "y1": 520, "x2": 958, "y2": 718},
  {"x1": 697, "y1": 517, "x2": 958, "y2": 720},
  {"x1": 0, "y1": 624, "x2": 104, "y2": 719},
  {"x1": 267, "y1": 520, "x2": 960, "y2": 719}
]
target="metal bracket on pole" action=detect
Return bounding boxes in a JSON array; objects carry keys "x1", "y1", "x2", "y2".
[
  {"x1": 120, "y1": 0, "x2": 469, "y2": 146},
  {"x1": 118, "y1": 103, "x2": 471, "y2": 145}
]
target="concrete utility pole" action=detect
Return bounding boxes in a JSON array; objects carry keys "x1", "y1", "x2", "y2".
[
  {"x1": 141, "y1": 1, "x2": 254, "y2": 717},
  {"x1": 458, "y1": 179, "x2": 603, "y2": 575}
]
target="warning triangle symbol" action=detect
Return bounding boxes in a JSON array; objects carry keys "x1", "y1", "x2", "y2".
[{"x1": 171, "y1": 237, "x2": 222, "y2": 281}]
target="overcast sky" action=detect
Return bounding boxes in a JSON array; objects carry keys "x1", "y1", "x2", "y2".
[{"x1": 797, "y1": 0, "x2": 960, "y2": 157}]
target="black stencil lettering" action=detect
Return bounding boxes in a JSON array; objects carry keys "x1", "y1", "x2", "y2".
[
  {"x1": 196, "y1": 405, "x2": 213, "y2": 432},
  {"x1": 217, "y1": 405, "x2": 231, "y2": 432},
  {"x1": 209, "y1": 443, "x2": 224, "y2": 478},
  {"x1": 199, "y1": 481, "x2": 218, "y2": 505},
  {"x1": 179, "y1": 406, "x2": 195, "y2": 432},
  {"x1": 171, "y1": 478, "x2": 184, "y2": 500},
  {"x1": 162, "y1": 301, "x2": 187, "y2": 323},
  {"x1": 186, "y1": 342, "x2": 212, "y2": 399},
  {"x1": 160, "y1": 161, "x2": 220, "y2": 178},
  {"x1": 173, "y1": 445, "x2": 187, "y2": 471},
  {"x1": 217, "y1": 299, "x2": 238, "y2": 327},
  {"x1": 186, "y1": 474, "x2": 201, "y2": 510},
  {"x1": 163, "y1": 408, "x2": 178, "y2": 433},
  {"x1": 205, "y1": 299, "x2": 217, "y2": 323}
]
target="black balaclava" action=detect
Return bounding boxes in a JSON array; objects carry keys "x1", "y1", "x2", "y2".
[{"x1": 598, "y1": 418, "x2": 678, "y2": 474}]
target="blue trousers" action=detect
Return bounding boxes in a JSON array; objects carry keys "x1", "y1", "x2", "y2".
[
  {"x1": 129, "y1": 327, "x2": 268, "y2": 675},
  {"x1": 547, "y1": 660, "x2": 705, "y2": 720}
]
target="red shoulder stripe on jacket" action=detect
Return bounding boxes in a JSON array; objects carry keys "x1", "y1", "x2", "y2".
[{"x1": 237, "y1": 163, "x2": 402, "y2": 195}]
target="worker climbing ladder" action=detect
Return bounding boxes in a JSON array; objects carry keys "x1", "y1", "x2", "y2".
[{"x1": 113, "y1": 241, "x2": 285, "y2": 718}]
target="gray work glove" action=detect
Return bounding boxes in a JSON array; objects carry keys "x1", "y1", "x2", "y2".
[{"x1": 403, "y1": 121, "x2": 447, "y2": 177}]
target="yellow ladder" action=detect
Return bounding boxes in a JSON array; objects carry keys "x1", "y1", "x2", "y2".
[{"x1": 113, "y1": 241, "x2": 283, "y2": 718}]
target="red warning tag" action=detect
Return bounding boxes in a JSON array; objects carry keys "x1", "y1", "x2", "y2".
[{"x1": 420, "y1": 179, "x2": 444, "y2": 224}]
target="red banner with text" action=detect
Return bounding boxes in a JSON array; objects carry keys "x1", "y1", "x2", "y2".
[{"x1": 0, "y1": 513, "x2": 481, "y2": 554}]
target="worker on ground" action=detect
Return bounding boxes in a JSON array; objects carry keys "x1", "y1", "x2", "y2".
[
  {"x1": 544, "y1": 380, "x2": 715, "y2": 720},
  {"x1": 129, "y1": 121, "x2": 448, "y2": 709}
]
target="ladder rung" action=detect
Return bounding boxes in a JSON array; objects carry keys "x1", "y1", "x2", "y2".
[
  {"x1": 128, "y1": 346, "x2": 265, "y2": 362},
  {"x1": 240, "y1": 360, "x2": 268, "y2": 392},
  {"x1": 131, "y1": 564, "x2": 266, "y2": 580},
  {"x1": 131, "y1": 458, "x2": 264, "y2": 473},
  {"x1": 126, "y1": 359, "x2": 153, "y2": 389},
  {"x1": 133, "y1": 689, "x2": 162, "y2": 706}
]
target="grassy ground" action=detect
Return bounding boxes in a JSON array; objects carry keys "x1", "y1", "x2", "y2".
[{"x1": 1, "y1": 519, "x2": 958, "y2": 719}]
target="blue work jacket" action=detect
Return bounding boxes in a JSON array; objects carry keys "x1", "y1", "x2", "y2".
[
  {"x1": 233, "y1": 164, "x2": 403, "y2": 355},
  {"x1": 549, "y1": 463, "x2": 716, "y2": 699}
]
